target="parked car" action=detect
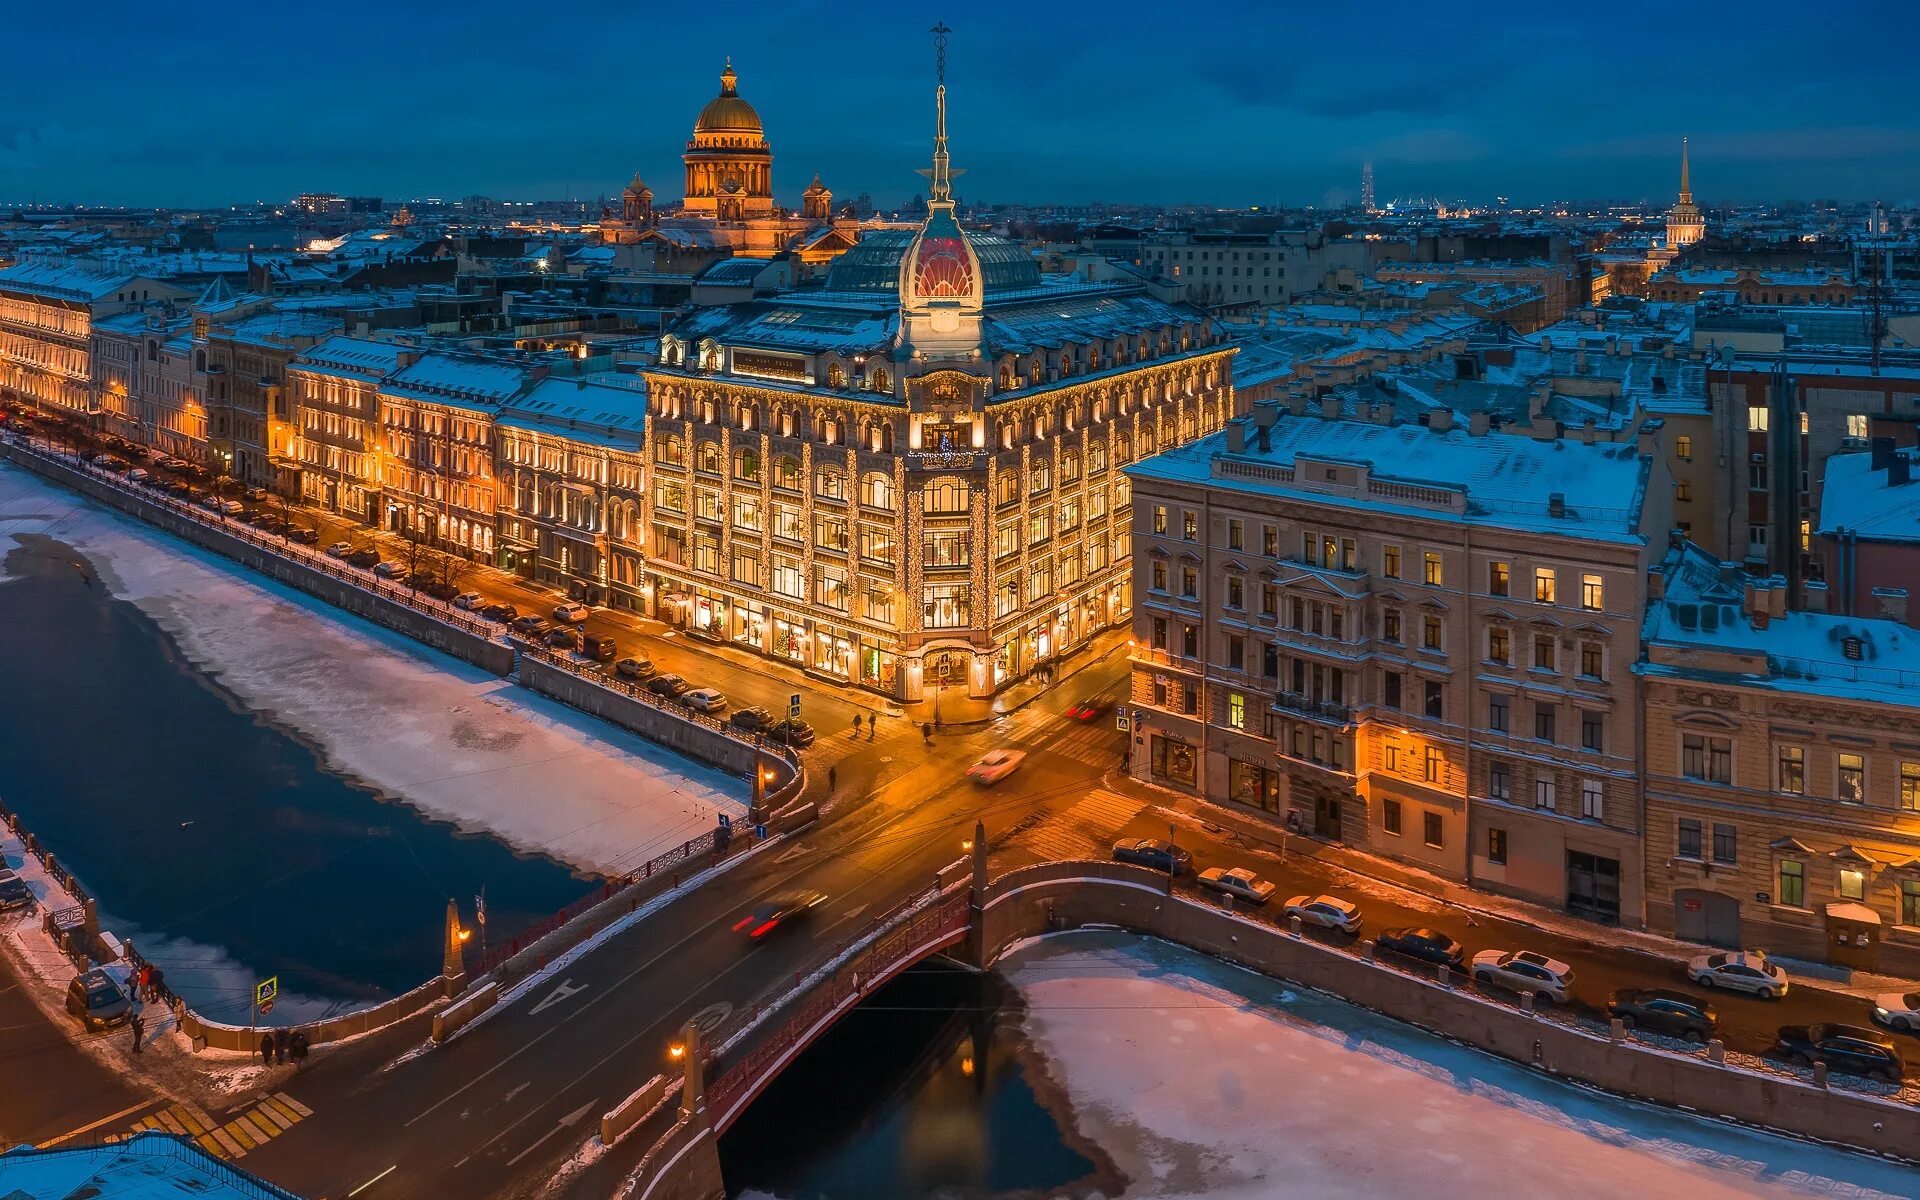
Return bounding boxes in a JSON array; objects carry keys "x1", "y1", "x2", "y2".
[
  {"x1": 1874, "y1": 992, "x2": 1920, "y2": 1033},
  {"x1": 966, "y1": 749, "x2": 1027, "y2": 785},
  {"x1": 286, "y1": 526, "x2": 319, "y2": 545},
  {"x1": 770, "y1": 718, "x2": 815, "y2": 748},
  {"x1": 647, "y1": 674, "x2": 692, "y2": 699},
  {"x1": 684, "y1": 687, "x2": 728, "y2": 713},
  {"x1": 478, "y1": 602, "x2": 518, "y2": 623},
  {"x1": 1111, "y1": 838, "x2": 1192, "y2": 875},
  {"x1": 1283, "y1": 894, "x2": 1364, "y2": 935},
  {"x1": 1470, "y1": 949, "x2": 1575, "y2": 1004},
  {"x1": 1066, "y1": 696, "x2": 1109, "y2": 722},
  {"x1": 65, "y1": 969, "x2": 134, "y2": 1030},
  {"x1": 733, "y1": 890, "x2": 826, "y2": 941},
  {"x1": 582, "y1": 634, "x2": 618, "y2": 661},
  {"x1": 372, "y1": 561, "x2": 408, "y2": 581},
  {"x1": 126, "y1": 467, "x2": 149, "y2": 483},
  {"x1": 1687, "y1": 950, "x2": 1789, "y2": 999},
  {"x1": 0, "y1": 868, "x2": 33, "y2": 911},
  {"x1": 552, "y1": 601, "x2": 592, "y2": 623},
  {"x1": 512, "y1": 615, "x2": 552, "y2": 637},
  {"x1": 453, "y1": 592, "x2": 485, "y2": 610},
  {"x1": 1775, "y1": 1023, "x2": 1904, "y2": 1082},
  {"x1": 214, "y1": 498, "x2": 243, "y2": 515},
  {"x1": 615, "y1": 656, "x2": 656, "y2": 681},
  {"x1": 418, "y1": 579, "x2": 459, "y2": 601},
  {"x1": 730, "y1": 706, "x2": 775, "y2": 734},
  {"x1": 243, "y1": 486, "x2": 270, "y2": 502},
  {"x1": 1607, "y1": 988, "x2": 1718, "y2": 1042},
  {"x1": 1375, "y1": 927, "x2": 1466, "y2": 969},
  {"x1": 547, "y1": 626, "x2": 580, "y2": 649},
  {"x1": 348, "y1": 548, "x2": 381, "y2": 568},
  {"x1": 325, "y1": 541, "x2": 354, "y2": 559},
  {"x1": 1197, "y1": 866, "x2": 1277, "y2": 905}
]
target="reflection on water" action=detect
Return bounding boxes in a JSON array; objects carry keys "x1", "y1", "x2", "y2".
[
  {"x1": 0, "y1": 532, "x2": 589, "y2": 1019},
  {"x1": 720, "y1": 963, "x2": 1097, "y2": 1200}
]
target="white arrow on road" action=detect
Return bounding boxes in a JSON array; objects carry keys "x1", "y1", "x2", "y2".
[
  {"x1": 505, "y1": 1100, "x2": 596, "y2": 1168},
  {"x1": 527, "y1": 978, "x2": 590, "y2": 1017},
  {"x1": 773, "y1": 843, "x2": 810, "y2": 864}
]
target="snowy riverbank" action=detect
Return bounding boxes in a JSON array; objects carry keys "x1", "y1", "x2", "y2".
[
  {"x1": 0, "y1": 463, "x2": 744, "y2": 878},
  {"x1": 1001, "y1": 931, "x2": 1920, "y2": 1200}
]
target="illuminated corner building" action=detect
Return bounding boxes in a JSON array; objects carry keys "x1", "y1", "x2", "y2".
[
  {"x1": 1641, "y1": 543, "x2": 1920, "y2": 973},
  {"x1": 0, "y1": 261, "x2": 187, "y2": 423},
  {"x1": 1127, "y1": 403, "x2": 1672, "y2": 926},
  {"x1": 640, "y1": 43, "x2": 1238, "y2": 701}
]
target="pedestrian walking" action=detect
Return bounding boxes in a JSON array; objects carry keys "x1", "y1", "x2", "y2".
[
  {"x1": 259, "y1": 1031, "x2": 275, "y2": 1068},
  {"x1": 275, "y1": 1034, "x2": 289, "y2": 1065},
  {"x1": 828, "y1": 766, "x2": 838, "y2": 792},
  {"x1": 129, "y1": 1013, "x2": 144, "y2": 1055},
  {"x1": 921, "y1": 721, "x2": 932, "y2": 743},
  {"x1": 148, "y1": 965, "x2": 166, "y2": 1003},
  {"x1": 852, "y1": 716, "x2": 861, "y2": 737},
  {"x1": 136, "y1": 963, "x2": 152, "y2": 1001},
  {"x1": 866, "y1": 712, "x2": 876, "y2": 738}
]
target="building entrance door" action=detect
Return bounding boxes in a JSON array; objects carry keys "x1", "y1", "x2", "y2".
[
  {"x1": 1672, "y1": 889, "x2": 1741, "y2": 947},
  {"x1": 1313, "y1": 792, "x2": 1341, "y2": 840},
  {"x1": 1566, "y1": 851, "x2": 1621, "y2": 924}
]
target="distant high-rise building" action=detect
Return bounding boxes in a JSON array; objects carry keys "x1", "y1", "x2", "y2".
[
  {"x1": 1665, "y1": 137, "x2": 1705, "y2": 251},
  {"x1": 1360, "y1": 162, "x2": 1375, "y2": 213}
]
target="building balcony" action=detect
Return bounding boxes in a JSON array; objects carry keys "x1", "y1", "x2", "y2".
[{"x1": 1272, "y1": 690, "x2": 1353, "y2": 725}]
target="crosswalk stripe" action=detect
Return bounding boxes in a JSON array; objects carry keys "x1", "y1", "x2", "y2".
[
  {"x1": 240, "y1": 1112, "x2": 278, "y2": 1141},
  {"x1": 209, "y1": 1126, "x2": 246, "y2": 1157},
  {"x1": 173, "y1": 1106, "x2": 207, "y2": 1136},
  {"x1": 223, "y1": 1120, "x2": 260, "y2": 1149},
  {"x1": 195, "y1": 1133, "x2": 226, "y2": 1158},
  {"x1": 274, "y1": 1092, "x2": 313, "y2": 1117},
  {"x1": 154, "y1": 1110, "x2": 187, "y2": 1135},
  {"x1": 252, "y1": 1104, "x2": 293, "y2": 1133},
  {"x1": 182, "y1": 1102, "x2": 218, "y2": 1134},
  {"x1": 263, "y1": 1096, "x2": 304, "y2": 1125}
]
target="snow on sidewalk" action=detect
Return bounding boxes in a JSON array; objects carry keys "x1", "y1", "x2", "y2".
[
  {"x1": 1002, "y1": 931, "x2": 1920, "y2": 1200},
  {"x1": 0, "y1": 463, "x2": 745, "y2": 877}
]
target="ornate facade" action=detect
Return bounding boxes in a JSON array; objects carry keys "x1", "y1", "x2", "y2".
[{"x1": 638, "y1": 57, "x2": 1237, "y2": 700}]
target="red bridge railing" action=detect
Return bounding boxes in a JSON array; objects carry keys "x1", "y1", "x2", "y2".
[{"x1": 705, "y1": 887, "x2": 972, "y2": 1130}]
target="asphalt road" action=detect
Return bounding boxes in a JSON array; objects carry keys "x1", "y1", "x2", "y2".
[{"x1": 0, "y1": 948, "x2": 152, "y2": 1147}]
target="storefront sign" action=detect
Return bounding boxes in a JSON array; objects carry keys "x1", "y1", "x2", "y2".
[{"x1": 731, "y1": 351, "x2": 809, "y2": 383}]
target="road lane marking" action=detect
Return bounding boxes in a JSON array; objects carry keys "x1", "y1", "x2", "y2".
[
  {"x1": 348, "y1": 1165, "x2": 397, "y2": 1196},
  {"x1": 688, "y1": 1001, "x2": 732, "y2": 1033},
  {"x1": 35, "y1": 1098, "x2": 161, "y2": 1148},
  {"x1": 274, "y1": 1091, "x2": 313, "y2": 1117},
  {"x1": 504, "y1": 1100, "x2": 595, "y2": 1169},
  {"x1": 527, "y1": 978, "x2": 590, "y2": 1017}
]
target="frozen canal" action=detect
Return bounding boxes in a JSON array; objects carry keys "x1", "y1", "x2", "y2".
[
  {"x1": 1000, "y1": 931, "x2": 1920, "y2": 1200},
  {"x1": 0, "y1": 463, "x2": 746, "y2": 1016}
]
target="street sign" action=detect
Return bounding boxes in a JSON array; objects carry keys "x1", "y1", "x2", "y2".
[
  {"x1": 755, "y1": 823, "x2": 768, "y2": 840},
  {"x1": 788, "y1": 692, "x2": 802, "y2": 718},
  {"x1": 718, "y1": 812, "x2": 732, "y2": 830},
  {"x1": 256, "y1": 976, "x2": 278, "y2": 1015},
  {"x1": 1116, "y1": 715, "x2": 1132, "y2": 732},
  {"x1": 474, "y1": 893, "x2": 487, "y2": 926}
]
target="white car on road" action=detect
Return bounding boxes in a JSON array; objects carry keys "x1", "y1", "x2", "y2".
[
  {"x1": 966, "y1": 749, "x2": 1026, "y2": 785},
  {"x1": 453, "y1": 592, "x2": 484, "y2": 610},
  {"x1": 1199, "y1": 867, "x2": 1277, "y2": 905},
  {"x1": 1282, "y1": 894, "x2": 1363, "y2": 934},
  {"x1": 1687, "y1": 950, "x2": 1789, "y2": 999},
  {"x1": 552, "y1": 601, "x2": 592, "y2": 623},
  {"x1": 1874, "y1": 991, "x2": 1920, "y2": 1032},
  {"x1": 1470, "y1": 949, "x2": 1574, "y2": 1004},
  {"x1": 683, "y1": 687, "x2": 727, "y2": 714}
]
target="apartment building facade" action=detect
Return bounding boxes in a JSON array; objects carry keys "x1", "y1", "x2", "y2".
[
  {"x1": 290, "y1": 336, "x2": 415, "y2": 522},
  {"x1": 1126, "y1": 401, "x2": 1672, "y2": 925}
]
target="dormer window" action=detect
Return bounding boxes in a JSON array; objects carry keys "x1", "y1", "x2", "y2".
[
  {"x1": 828, "y1": 363, "x2": 847, "y2": 389},
  {"x1": 1843, "y1": 636, "x2": 1863, "y2": 661},
  {"x1": 872, "y1": 368, "x2": 890, "y2": 393}
]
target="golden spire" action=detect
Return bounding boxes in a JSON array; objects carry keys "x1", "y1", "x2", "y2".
[
  {"x1": 917, "y1": 22, "x2": 964, "y2": 206},
  {"x1": 1679, "y1": 136, "x2": 1692, "y2": 203},
  {"x1": 720, "y1": 58, "x2": 737, "y2": 96}
]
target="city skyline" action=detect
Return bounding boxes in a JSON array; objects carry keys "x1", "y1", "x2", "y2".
[{"x1": 5, "y1": 0, "x2": 1919, "y2": 208}]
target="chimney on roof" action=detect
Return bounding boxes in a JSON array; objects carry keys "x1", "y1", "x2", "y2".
[
  {"x1": 1637, "y1": 417, "x2": 1664, "y2": 458},
  {"x1": 1428, "y1": 408, "x2": 1454, "y2": 433},
  {"x1": 1548, "y1": 492, "x2": 1566, "y2": 518},
  {"x1": 1574, "y1": 349, "x2": 1589, "y2": 373},
  {"x1": 1874, "y1": 587, "x2": 1910, "y2": 626},
  {"x1": 1869, "y1": 437, "x2": 1897, "y2": 470},
  {"x1": 1372, "y1": 402, "x2": 1394, "y2": 425},
  {"x1": 1579, "y1": 418, "x2": 1597, "y2": 445},
  {"x1": 1226, "y1": 418, "x2": 1247, "y2": 454},
  {"x1": 1252, "y1": 403, "x2": 1279, "y2": 429},
  {"x1": 1803, "y1": 580, "x2": 1829, "y2": 613},
  {"x1": 1647, "y1": 566, "x2": 1667, "y2": 601},
  {"x1": 1718, "y1": 560, "x2": 1741, "y2": 589},
  {"x1": 1321, "y1": 396, "x2": 1343, "y2": 420},
  {"x1": 1530, "y1": 416, "x2": 1560, "y2": 442},
  {"x1": 1662, "y1": 342, "x2": 1676, "y2": 360},
  {"x1": 1889, "y1": 452, "x2": 1913, "y2": 488},
  {"x1": 1529, "y1": 383, "x2": 1550, "y2": 418},
  {"x1": 1287, "y1": 393, "x2": 1308, "y2": 417}
]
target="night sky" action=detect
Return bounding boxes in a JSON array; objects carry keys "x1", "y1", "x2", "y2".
[{"x1": 5, "y1": 0, "x2": 1917, "y2": 208}]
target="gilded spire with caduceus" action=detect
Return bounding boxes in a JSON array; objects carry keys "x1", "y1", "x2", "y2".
[{"x1": 917, "y1": 22, "x2": 965, "y2": 206}]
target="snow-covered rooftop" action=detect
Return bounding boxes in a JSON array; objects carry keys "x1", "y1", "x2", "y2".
[
  {"x1": 383, "y1": 352, "x2": 530, "y2": 407},
  {"x1": 0, "y1": 259, "x2": 136, "y2": 302},
  {"x1": 0, "y1": 1132, "x2": 303, "y2": 1200},
  {"x1": 1816, "y1": 448, "x2": 1920, "y2": 543},
  {"x1": 291, "y1": 334, "x2": 412, "y2": 380}
]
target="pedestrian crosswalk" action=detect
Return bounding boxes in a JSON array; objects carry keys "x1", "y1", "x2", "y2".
[
  {"x1": 1017, "y1": 788, "x2": 1150, "y2": 862},
  {"x1": 1043, "y1": 721, "x2": 1128, "y2": 769},
  {"x1": 119, "y1": 1092, "x2": 311, "y2": 1160}
]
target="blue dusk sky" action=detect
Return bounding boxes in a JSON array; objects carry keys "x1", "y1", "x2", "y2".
[{"x1": 4, "y1": 0, "x2": 1917, "y2": 208}]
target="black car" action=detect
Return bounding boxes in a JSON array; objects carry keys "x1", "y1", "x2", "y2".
[
  {"x1": 770, "y1": 718, "x2": 816, "y2": 748},
  {"x1": 347, "y1": 548, "x2": 381, "y2": 568},
  {"x1": 286, "y1": 526, "x2": 319, "y2": 545},
  {"x1": 0, "y1": 868, "x2": 33, "y2": 911},
  {"x1": 1607, "y1": 988, "x2": 1717, "y2": 1042},
  {"x1": 582, "y1": 635, "x2": 618, "y2": 662},
  {"x1": 730, "y1": 706, "x2": 775, "y2": 734},
  {"x1": 1776, "y1": 1022, "x2": 1903, "y2": 1082},
  {"x1": 479, "y1": 602, "x2": 518, "y2": 623},
  {"x1": 1111, "y1": 838, "x2": 1193, "y2": 875},
  {"x1": 1376, "y1": 927, "x2": 1466, "y2": 969},
  {"x1": 647, "y1": 674, "x2": 692, "y2": 699},
  {"x1": 732, "y1": 890, "x2": 827, "y2": 941},
  {"x1": 512, "y1": 615, "x2": 553, "y2": 637},
  {"x1": 418, "y1": 579, "x2": 460, "y2": 601},
  {"x1": 547, "y1": 626, "x2": 580, "y2": 649}
]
